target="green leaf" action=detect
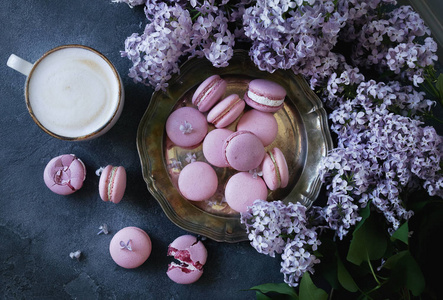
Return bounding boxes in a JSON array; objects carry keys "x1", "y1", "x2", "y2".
[
  {"x1": 336, "y1": 252, "x2": 359, "y2": 292},
  {"x1": 390, "y1": 222, "x2": 409, "y2": 245},
  {"x1": 347, "y1": 215, "x2": 388, "y2": 266},
  {"x1": 382, "y1": 250, "x2": 425, "y2": 296},
  {"x1": 256, "y1": 291, "x2": 273, "y2": 300},
  {"x1": 436, "y1": 73, "x2": 443, "y2": 98},
  {"x1": 249, "y1": 283, "x2": 298, "y2": 299},
  {"x1": 354, "y1": 202, "x2": 371, "y2": 232},
  {"x1": 299, "y1": 272, "x2": 328, "y2": 300},
  {"x1": 407, "y1": 200, "x2": 429, "y2": 212},
  {"x1": 320, "y1": 260, "x2": 340, "y2": 290}
]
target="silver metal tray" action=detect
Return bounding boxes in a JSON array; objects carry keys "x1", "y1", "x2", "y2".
[{"x1": 136, "y1": 51, "x2": 332, "y2": 242}]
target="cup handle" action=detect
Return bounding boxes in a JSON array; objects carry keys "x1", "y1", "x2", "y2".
[{"x1": 7, "y1": 54, "x2": 33, "y2": 76}]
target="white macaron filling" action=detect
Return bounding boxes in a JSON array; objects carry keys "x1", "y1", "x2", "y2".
[
  {"x1": 195, "y1": 79, "x2": 219, "y2": 106},
  {"x1": 247, "y1": 91, "x2": 284, "y2": 106}
]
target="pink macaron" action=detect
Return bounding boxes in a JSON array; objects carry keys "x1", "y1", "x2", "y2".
[
  {"x1": 43, "y1": 154, "x2": 86, "y2": 195},
  {"x1": 192, "y1": 75, "x2": 227, "y2": 112},
  {"x1": 167, "y1": 235, "x2": 208, "y2": 284},
  {"x1": 207, "y1": 94, "x2": 245, "y2": 128},
  {"x1": 237, "y1": 109, "x2": 278, "y2": 147},
  {"x1": 261, "y1": 148, "x2": 290, "y2": 190},
  {"x1": 99, "y1": 165, "x2": 126, "y2": 204},
  {"x1": 244, "y1": 79, "x2": 286, "y2": 113},
  {"x1": 222, "y1": 130, "x2": 265, "y2": 172},
  {"x1": 166, "y1": 107, "x2": 208, "y2": 148},
  {"x1": 202, "y1": 128, "x2": 233, "y2": 168},
  {"x1": 109, "y1": 226, "x2": 152, "y2": 269},
  {"x1": 225, "y1": 172, "x2": 268, "y2": 213},
  {"x1": 178, "y1": 161, "x2": 218, "y2": 201}
]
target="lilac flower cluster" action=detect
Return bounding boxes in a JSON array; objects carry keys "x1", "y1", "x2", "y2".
[
  {"x1": 117, "y1": 1, "x2": 438, "y2": 93},
  {"x1": 320, "y1": 78, "x2": 442, "y2": 237},
  {"x1": 243, "y1": 0, "x2": 349, "y2": 89},
  {"x1": 118, "y1": 0, "x2": 249, "y2": 90},
  {"x1": 120, "y1": 3, "x2": 191, "y2": 90},
  {"x1": 350, "y1": 5, "x2": 438, "y2": 86},
  {"x1": 316, "y1": 2, "x2": 441, "y2": 239},
  {"x1": 240, "y1": 200, "x2": 321, "y2": 287},
  {"x1": 338, "y1": 0, "x2": 398, "y2": 43}
]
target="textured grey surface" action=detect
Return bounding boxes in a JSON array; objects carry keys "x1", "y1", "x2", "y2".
[{"x1": 0, "y1": 1, "x2": 285, "y2": 299}]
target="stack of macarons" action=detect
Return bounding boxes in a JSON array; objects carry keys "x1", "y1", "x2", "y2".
[{"x1": 165, "y1": 75, "x2": 290, "y2": 213}]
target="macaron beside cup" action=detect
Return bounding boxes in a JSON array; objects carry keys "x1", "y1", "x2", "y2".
[
  {"x1": 43, "y1": 154, "x2": 86, "y2": 195},
  {"x1": 99, "y1": 165, "x2": 127, "y2": 204}
]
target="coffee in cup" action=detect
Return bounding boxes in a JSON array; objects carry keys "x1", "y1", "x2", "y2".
[{"x1": 7, "y1": 45, "x2": 124, "y2": 140}]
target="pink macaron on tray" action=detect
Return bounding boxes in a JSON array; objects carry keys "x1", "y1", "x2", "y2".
[{"x1": 136, "y1": 50, "x2": 332, "y2": 242}]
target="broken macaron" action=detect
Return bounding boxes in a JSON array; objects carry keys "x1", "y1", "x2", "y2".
[
  {"x1": 43, "y1": 154, "x2": 86, "y2": 195},
  {"x1": 167, "y1": 235, "x2": 208, "y2": 284}
]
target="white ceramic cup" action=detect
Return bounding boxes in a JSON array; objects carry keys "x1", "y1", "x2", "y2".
[{"x1": 7, "y1": 44, "x2": 124, "y2": 141}]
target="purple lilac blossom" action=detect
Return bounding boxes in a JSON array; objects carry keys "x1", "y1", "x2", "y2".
[
  {"x1": 120, "y1": 0, "x2": 250, "y2": 90},
  {"x1": 243, "y1": 0, "x2": 348, "y2": 89},
  {"x1": 121, "y1": 4, "x2": 193, "y2": 90},
  {"x1": 321, "y1": 79, "x2": 442, "y2": 237},
  {"x1": 350, "y1": 5, "x2": 437, "y2": 86},
  {"x1": 241, "y1": 200, "x2": 322, "y2": 287}
]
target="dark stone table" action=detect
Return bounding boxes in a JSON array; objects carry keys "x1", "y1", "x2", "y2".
[{"x1": 0, "y1": 1, "x2": 285, "y2": 299}]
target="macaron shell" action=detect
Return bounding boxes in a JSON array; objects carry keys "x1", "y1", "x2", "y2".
[
  {"x1": 178, "y1": 161, "x2": 218, "y2": 201},
  {"x1": 43, "y1": 154, "x2": 86, "y2": 195},
  {"x1": 202, "y1": 128, "x2": 233, "y2": 168},
  {"x1": 223, "y1": 130, "x2": 265, "y2": 171},
  {"x1": 192, "y1": 75, "x2": 227, "y2": 112},
  {"x1": 169, "y1": 234, "x2": 197, "y2": 249},
  {"x1": 98, "y1": 165, "x2": 112, "y2": 201},
  {"x1": 207, "y1": 94, "x2": 245, "y2": 128},
  {"x1": 225, "y1": 172, "x2": 268, "y2": 213},
  {"x1": 166, "y1": 107, "x2": 208, "y2": 148},
  {"x1": 244, "y1": 79, "x2": 286, "y2": 113},
  {"x1": 111, "y1": 166, "x2": 127, "y2": 203},
  {"x1": 236, "y1": 109, "x2": 278, "y2": 146},
  {"x1": 167, "y1": 267, "x2": 203, "y2": 285},
  {"x1": 274, "y1": 148, "x2": 289, "y2": 188},
  {"x1": 262, "y1": 148, "x2": 289, "y2": 190},
  {"x1": 109, "y1": 227, "x2": 152, "y2": 269}
]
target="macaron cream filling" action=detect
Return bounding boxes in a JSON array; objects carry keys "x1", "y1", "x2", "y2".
[
  {"x1": 194, "y1": 78, "x2": 221, "y2": 107},
  {"x1": 268, "y1": 149, "x2": 282, "y2": 188},
  {"x1": 107, "y1": 166, "x2": 118, "y2": 201},
  {"x1": 247, "y1": 90, "x2": 284, "y2": 107}
]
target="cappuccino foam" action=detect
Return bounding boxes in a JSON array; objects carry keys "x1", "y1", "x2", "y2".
[{"x1": 27, "y1": 47, "x2": 120, "y2": 138}]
